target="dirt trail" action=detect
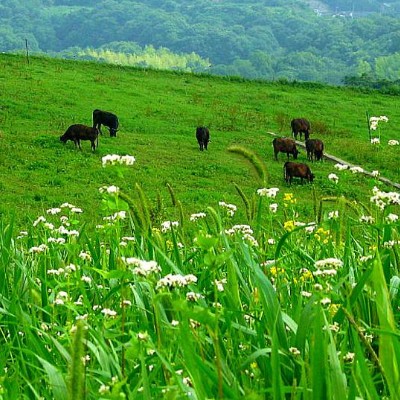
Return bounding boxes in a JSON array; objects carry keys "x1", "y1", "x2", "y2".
[{"x1": 267, "y1": 132, "x2": 400, "y2": 190}]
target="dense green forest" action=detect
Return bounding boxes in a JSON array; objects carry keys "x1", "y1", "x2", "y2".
[{"x1": 2, "y1": 0, "x2": 400, "y2": 84}]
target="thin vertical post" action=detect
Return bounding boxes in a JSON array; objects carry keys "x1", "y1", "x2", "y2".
[
  {"x1": 366, "y1": 111, "x2": 371, "y2": 141},
  {"x1": 25, "y1": 39, "x2": 30, "y2": 65}
]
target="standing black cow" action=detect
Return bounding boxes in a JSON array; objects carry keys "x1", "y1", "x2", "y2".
[
  {"x1": 196, "y1": 126, "x2": 210, "y2": 151},
  {"x1": 291, "y1": 118, "x2": 311, "y2": 140},
  {"x1": 305, "y1": 139, "x2": 324, "y2": 161},
  {"x1": 93, "y1": 109, "x2": 119, "y2": 137},
  {"x1": 60, "y1": 124, "x2": 99, "y2": 151},
  {"x1": 272, "y1": 137, "x2": 299, "y2": 160},
  {"x1": 284, "y1": 161, "x2": 314, "y2": 184}
]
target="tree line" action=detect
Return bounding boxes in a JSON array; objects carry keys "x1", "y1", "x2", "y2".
[{"x1": 2, "y1": 0, "x2": 400, "y2": 85}]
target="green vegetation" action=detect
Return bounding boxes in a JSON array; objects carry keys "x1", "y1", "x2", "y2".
[
  {"x1": 0, "y1": 54, "x2": 399, "y2": 398},
  {"x1": 3, "y1": 0, "x2": 400, "y2": 84}
]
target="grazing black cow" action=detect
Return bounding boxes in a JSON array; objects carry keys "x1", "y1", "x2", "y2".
[
  {"x1": 305, "y1": 139, "x2": 324, "y2": 161},
  {"x1": 291, "y1": 118, "x2": 311, "y2": 140},
  {"x1": 60, "y1": 124, "x2": 99, "y2": 151},
  {"x1": 93, "y1": 109, "x2": 119, "y2": 137},
  {"x1": 196, "y1": 126, "x2": 210, "y2": 151},
  {"x1": 284, "y1": 161, "x2": 314, "y2": 184},
  {"x1": 272, "y1": 137, "x2": 299, "y2": 160}
]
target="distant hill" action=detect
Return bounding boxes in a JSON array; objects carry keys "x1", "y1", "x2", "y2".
[{"x1": 2, "y1": 0, "x2": 400, "y2": 84}]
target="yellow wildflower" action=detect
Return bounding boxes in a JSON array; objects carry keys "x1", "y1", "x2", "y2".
[{"x1": 284, "y1": 220, "x2": 295, "y2": 232}]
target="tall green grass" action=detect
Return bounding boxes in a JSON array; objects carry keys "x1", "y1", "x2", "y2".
[{"x1": 0, "y1": 149, "x2": 399, "y2": 399}]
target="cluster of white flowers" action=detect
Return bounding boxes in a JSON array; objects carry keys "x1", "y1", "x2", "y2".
[
  {"x1": 328, "y1": 210, "x2": 339, "y2": 220},
  {"x1": 370, "y1": 137, "x2": 380, "y2": 145},
  {"x1": 47, "y1": 263, "x2": 79, "y2": 276},
  {"x1": 103, "y1": 211, "x2": 127, "y2": 221},
  {"x1": 29, "y1": 244, "x2": 49, "y2": 253},
  {"x1": 369, "y1": 115, "x2": 388, "y2": 130},
  {"x1": 388, "y1": 139, "x2": 399, "y2": 146},
  {"x1": 54, "y1": 291, "x2": 69, "y2": 306},
  {"x1": 225, "y1": 224, "x2": 253, "y2": 236},
  {"x1": 56, "y1": 226, "x2": 80, "y2": 236},
  {"x1": 370, "y1": 186, "x2": 400, "y2": 210},
  {"x1": 349, "y1": 166, "x2": 364, "y2": 174},
  {"x1": 161, "y1": 220, "x2": 179, "y2": 232},
  {"x1": 313, "y1": 257, "x2": 343, "y2": 278},
  {"x1": 257, "y1": 187, "x2": 279, "y2": 198},
  {"x1": 225, "y1": 225, "x2": 258, "y2": 246},
  {"x1": 186, "y1": 291, "x2": 204, "y2": 302},
  {"x1": 360, "y1": 255, "x2": 374, "y2": 263},
  {"x1": 214, "y1": 278, "x2": 227, "y2": 292},
  {"x1": 218, "y1": 201, "x2": 237, "y2": 217},
  {"x1": 156, "y1": 273, "x2": 197, "y2": 289},
  {"x1": 190, "y1": 212, "x2": 206, "y2": 221},
  {"x1": 102, "y1": 154, "x2": 136, "y2": 167},
  {"x1": 383, "y1": 240, "x2": 400, "y2": 249},
  {"x1": 101, "y1": 308, "x2": 117, "y2": 317},
  {"x1": 371, "y1": 170, "x2": 380, "y2": 177},
  {"x1": 122, "y1": 257, "x2": 161, "y2": 277},
  {"x1": 328, "y1": 173, "x2": 339, "y2": 184},
  {"x1": 334, "y1": 163, "x2": 348, "y2": 171},
  {"x1": 48, "y1": 237, "x2": 66, "y2": 245},
  {"x1": 47, "y1": 207, "x2": 62, "y2": 215},
  {"x1": 386, "y1": 213, "x2": 399, "y2": 223},
  {"x1": 269, "y1": 203, "x2": 278, "y2": 213},
  {"x1": 359, "y1": 215, "x2": 375, "y2": 224},
  {"x1": 99, "y1": 185, "x2": 120, "y2": 195},
  {"x1": 79, "y1": 251, "x2": 92, "y2": 261}
]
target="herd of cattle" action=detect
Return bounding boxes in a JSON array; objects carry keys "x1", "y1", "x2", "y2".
[
  {"x1": 60, "y1": 113, "x2": 320, "y2": 185},
  {"x1": 60, "y1": 109, "x2": 119, "y2": 150}
]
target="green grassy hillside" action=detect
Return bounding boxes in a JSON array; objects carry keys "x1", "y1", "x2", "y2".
[{"x1": 0, "y1": 53, "x2": 399, "y2": 229}]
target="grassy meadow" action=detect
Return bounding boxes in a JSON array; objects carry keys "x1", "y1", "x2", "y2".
[{"x1": 0, "y1": 53, "x2": 399, "y2": 399}]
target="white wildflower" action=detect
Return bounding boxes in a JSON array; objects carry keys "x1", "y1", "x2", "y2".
[
  {"x1": 101, "y1": 308, "x2": 117, "y2": 317},
  {"x1": 257, "y1": 187, "x2": 279, "y2": 198},
  {"x1": 269, "y1": 203, "x2": 278, "y2": 213},
  {"x1": 371, "y1": 170, "x2": 380, "y2": 177},
  {"x1": 190, "y1": 212, "x2": 206, "y2": 221},
  {"x1": 161, "y1": 220, "x2": 179, "y2": 233},
  {"x1": 370, "y1": 137, "x2": 380, "y2": 145},
  {"x1": 359, "y1": 215, "x2": 375, "y2": 224},
  {"x1": 328, "y1": 173, "x2": 339, "y2": 183},
  {"x1": 388, "y1": 139, "x2": 399, "y2": 146},
  {"x1": 334, "y1": 163, "x2": 348, "y2": 171},
  {"x1": 328, "y1": 210, "x2": 339, "y2": 220},
  {"x1": 386, "y1": 213, "x2": 399, "y2": 223},
  {"x1": 350, "y1": 166, "x2": 364, "y2": 174},
  {"x1": 47, "y1": 208, "x2": 61, "y2": 215}
]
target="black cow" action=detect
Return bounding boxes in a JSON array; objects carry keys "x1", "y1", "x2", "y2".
[
  {"x1": 272, "y1": 137, "x2": 299, "y2": 160},
  {"x1": 196, "y1": 126, "x2": 210, "y2": 151},
  {"x1": 93, "y1": 109, "x2": 119, "y2": 137},
  {"x1": 60, "y1": 124, "x2": 99, "y2": 151},
  {"x1": 305, "y1": 139, "x2": 324, "y2": 161},
  {"x1": 284, "y1": 161, "x2": 314, "y2": 184},
  {"x1": 291, "y1": 118, "x2": 311, "y2": 140}
]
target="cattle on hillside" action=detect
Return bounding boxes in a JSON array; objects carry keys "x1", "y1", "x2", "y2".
[
  {"x1": 93, "y1": 109, "x2": 119, "y2": 137},
  {"x1": 272, "y1": 137, "x2": 299, "y2": 160},
  {"x1": 60, "y1": 124, "x2": 99, "y2": 151},
  {"x1": 291, "y1": 118, "x2": 311, "y2": 140},
  {"x1": 284, "y1": 161, "x2": 314, "y2": 185},
  {"x1": 305, "y1": 139, "x2": 324, "y2": 161},
  {"x1": 196, "y1": 126, "x2": 210, "y2": 151}
]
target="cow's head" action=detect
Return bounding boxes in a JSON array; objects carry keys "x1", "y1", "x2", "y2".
[
  {"x1": 60, "y1": 134, "x2": 68, "y2": 143},
  {"x1": 309, "y1": 173, "x2": 315, "y2": 182},
  {"x1": 110, "y1": 128, "x2": 118, "y2": 137}
]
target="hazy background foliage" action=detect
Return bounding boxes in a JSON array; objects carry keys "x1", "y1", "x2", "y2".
[{"x1": 2, "y1": 0, "x2": 400, "y2": 85}]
